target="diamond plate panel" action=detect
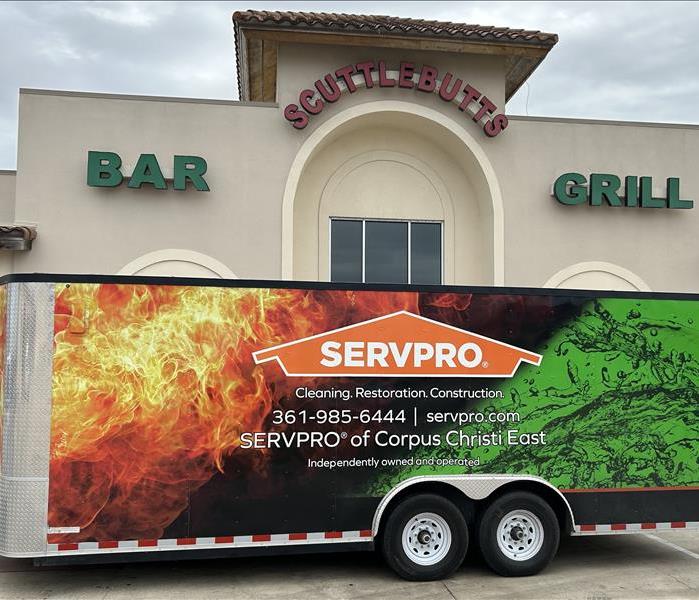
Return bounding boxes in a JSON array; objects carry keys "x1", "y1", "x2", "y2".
[
  {"x1": 0, "y1": 478, "x2": 49, "y2": 555},
  {"x1": 451, "y1": 476, "x2": 506, "y2": 500},
  {"x1": 0, "y1": 282, "x2": 55, "y2": 556},
  {"x1": 1, "y1": 283, "x2": 55, "y2": 477}
]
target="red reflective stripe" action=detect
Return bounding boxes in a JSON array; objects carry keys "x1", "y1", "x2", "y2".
[
  {"x1": 671, "y1": 521, "x2": 687, "y2": 528},
  {"x1": 57, "y1": 543, "x2": 79, "y2": 551},
  {"x1": 177, "y1": 538, "x2": 196, "y2": 545},
  {"x1": 611, "y1": 524, "x2": 627, "y2": 531},
  {"x1": 580, "y1": 524, "x2": 596, "y2": 532},
  {"x1": 641, "y1": 523, "x2": 657, "y2": 529},
  {"x1": 55, "y1": 529, "x2": 378, "y2": 552},
  {"x1": 324, "y1": 531, "x2": 342, "y2": 539}
]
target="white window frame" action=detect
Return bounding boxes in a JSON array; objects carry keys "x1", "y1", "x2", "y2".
[{"x1": 329, "y1": 217, "x2": 444, "y2": 284}]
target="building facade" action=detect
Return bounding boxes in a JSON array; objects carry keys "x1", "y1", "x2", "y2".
[{"x1": 1, "y1": 10, "x2": 698, "y2": 292}]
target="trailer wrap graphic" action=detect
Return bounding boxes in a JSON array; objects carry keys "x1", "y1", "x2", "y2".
[{"x1": 46, "y1": 283, "x2": 699, "y2": 544}]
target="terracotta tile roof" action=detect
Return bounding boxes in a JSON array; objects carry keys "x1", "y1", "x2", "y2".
[
  {"x1": 233, "y1": 10, "x2": 558, "y2": 46},
  {"x1": 0, "y1": 225, "x2": 36, "y2": 250}
]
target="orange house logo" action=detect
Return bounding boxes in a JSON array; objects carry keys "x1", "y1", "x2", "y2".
[{"x1": 252, "y1": 311, "x2": 542, "y2": 378}]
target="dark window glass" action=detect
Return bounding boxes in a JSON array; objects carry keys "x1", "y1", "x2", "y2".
[
  {"x1": 330, "y1": 220, "x2": 362, "y2": 282},
  {"x1": 411, "y1": 222, "x2": 442, "y2": 284},
  {"x1": 365, "y1": 221, "x2": 408, "y2": 283}
]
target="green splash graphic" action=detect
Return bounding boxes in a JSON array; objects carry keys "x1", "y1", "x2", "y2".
[{"x1": 372, "y1": 298, "x2": 699, "y2": 492}]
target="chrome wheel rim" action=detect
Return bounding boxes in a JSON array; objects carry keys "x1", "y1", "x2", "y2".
[
  {"x1": 401, "y1": 512, "x2": 452, "y2": 566},
  {"x1": 496, "y1": 509, "x2": 544, "y2": 561}
]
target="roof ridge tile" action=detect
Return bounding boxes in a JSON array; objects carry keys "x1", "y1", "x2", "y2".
[{"x1": 232, "y1": 9, "x2": 558, "y2": 45}]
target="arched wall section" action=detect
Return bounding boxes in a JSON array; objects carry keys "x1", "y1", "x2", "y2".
[
  {"x1": 316, "y1": 150, "x2": 455, "y2": 282},
  {"x1": 118, "y1": 249, "x2": 238, "y2": 279},
  {"x1": 282, "y1": 101, "x2": 504, "y2": 285},
  {"x1": 543, "y1": 261, "x2": 651, "y2": 291}
]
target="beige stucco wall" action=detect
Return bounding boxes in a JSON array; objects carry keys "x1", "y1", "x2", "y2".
[
  {"x1": 9, "y1": 41, "x2": 699, "y2": 293},
  {"x1": 493, "y1": 117, "x2": 699, "y2": 292},
  {"x1": 14, "y1": 91, "x2": 291, "y2": 279},
  {"x1": 0, "y1": 171, "x2": 16, "y2": 221}
]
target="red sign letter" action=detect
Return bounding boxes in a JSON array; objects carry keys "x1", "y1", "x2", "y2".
[
  {"x1": 378, "y1": 60, "x2": 396, "y2": 87},
  {"x1": 355, "y1": 61, "x2": 375, "y2": 88},
  {"x1": 299, "y1": 89, "x2": 324, "y2": 115},
  {"x1": 458, "y1": 84, "x2": 481, "y2": 112},
  {"x1": 283, "y1": 104, "x2": 309, "y2": 129},
  {"x1": 399, "y1": 62, "x2": 415, "y2": 88},
  {"x1": 335, "y1": 65, "x2": 357, "y2": 93},
  {"x1": 438, "y1": 72, "x2": 462, "y2": 102},
  {"x1": 417, "y1": 65, "x2": 438, "y2": 92}
]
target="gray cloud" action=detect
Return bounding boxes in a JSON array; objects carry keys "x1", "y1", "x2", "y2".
[{"x1": 1, "y1": 1, "x2": 698, "y2": 168}]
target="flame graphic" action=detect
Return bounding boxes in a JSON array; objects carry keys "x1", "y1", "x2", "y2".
[{"x1": 48, "y1": 283, "x2": 417, "y2": 541}]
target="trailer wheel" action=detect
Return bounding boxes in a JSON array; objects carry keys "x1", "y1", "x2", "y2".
[
  {"x1": 478, "y1": 491, "x2": 560, "y2": 577},
  {"x1": 381, "y1": 493, "x2": 468, "y2": 581}
]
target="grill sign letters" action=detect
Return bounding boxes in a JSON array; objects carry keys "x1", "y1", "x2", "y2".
[{"x1": 553, "y1": 172, "x2": 693, "y2": 209}]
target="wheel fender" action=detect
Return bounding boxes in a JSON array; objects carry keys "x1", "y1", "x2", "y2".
[{"x1": 372, "y1": 475, "x2": 575, "y2": 535}]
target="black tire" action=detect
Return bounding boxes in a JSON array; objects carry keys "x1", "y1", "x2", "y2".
[
  {"x1": 381, "y1": 493, "x2": 468, "y2": 581},
  {"x1": 478, "y1": 491, "x2": 560, "y2": 577}
]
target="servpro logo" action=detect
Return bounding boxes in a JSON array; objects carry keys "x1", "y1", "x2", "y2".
[{"x1": 252, "y1": 311, "x2": 542, "y2": 378}]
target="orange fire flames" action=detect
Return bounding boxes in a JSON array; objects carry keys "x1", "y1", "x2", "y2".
[{"x1": 48, "y1": 283, "x2": 418, "y2": 541}]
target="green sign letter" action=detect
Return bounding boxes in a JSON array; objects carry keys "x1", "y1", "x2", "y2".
[
  {"x1": 590, "y1": 173, "x2": 622, "y2": 206},
  {"x1": 87, "y1": 151, "x2": 123, "y2": 187},
  {"x1": 553, "y1": 172, "x2": 587, "y2": 205},
  {"x1": 667, "y1": 178, "x2": 693, "y2": 209},
  {"x1": 173, "y1": 155, "x2": 210, "y2": 191},
  {"x1": 640, "y1": 177, "x2": 667, "y2": 208},
  {"x1": 624, "y1": 176, "x2": 639, "y2": 207},
  {"x1": 128, "y1": 154, "x2": 167, "y2": 190}
]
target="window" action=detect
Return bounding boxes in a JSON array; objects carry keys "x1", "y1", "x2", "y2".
[{"x1": 330, "y1": 219, "x2": 442, "y2": 284}]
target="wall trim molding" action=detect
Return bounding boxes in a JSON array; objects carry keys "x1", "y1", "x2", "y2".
[
  {"x1": 117, "y1": 249, "x2": 238, "y2": 278},
  {"x1": 543, "y1": 261, "x2": 651, "y2": 291}
]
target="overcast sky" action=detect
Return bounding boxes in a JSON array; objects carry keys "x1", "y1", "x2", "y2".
[{"x1": 1, "y1": 1, "x2": 698, "y2": 169}]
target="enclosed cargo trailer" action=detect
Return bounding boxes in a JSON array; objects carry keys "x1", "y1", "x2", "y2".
[{"x1": 0, "y1": 274, "x2": 697, "y2": 580}]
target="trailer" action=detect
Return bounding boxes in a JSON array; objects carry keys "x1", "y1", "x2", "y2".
[{"x1": 0, "y1": 274, "x2": 697, "y2": 580}]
